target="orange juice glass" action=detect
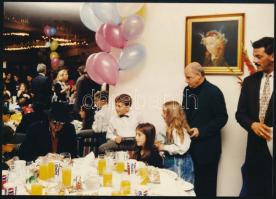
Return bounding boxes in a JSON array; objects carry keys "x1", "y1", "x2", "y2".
[
  {"x1": 138, "y1": 167, "x2": 149, "y2": 185},
  {"x1": 116, "y1": 161, "x2": 125, "y2": 173},
  {"x1": 39, "y1": 163, "x2": 49, "y2": 180},
  {"x1": 120, "y1": 180, "x2": 131, "y2": 195},
  {"x1": 62, "y1": 167, "x2": 72, "y2": 187},
  {"x1": 103, "y1": 171, "x2": 113, "y2": 187},
  {"x1": 48, "y1": 161, "x2": 55, "y2": 179},
  {"x1": 31, "y1": 183, "x2": 43, "y2": 195},
  {"x1": 97, "y1": 158, "x2": 106, "y2": 176}
]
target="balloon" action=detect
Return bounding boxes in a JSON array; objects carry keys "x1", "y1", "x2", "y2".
[
  {"x1": 49, "y1": 27, "x2": 57, "y2": 36},
  {"x1": 117, "y1": 3, "x2": 144, "y2": 17},
  {"x1": 85, "y1": 53, "x2": 105, "y2": 84},
  {"x1": 51, "y1": 58, "x2": 60, "y2": 70},
  {"x1": 50, "y1": 40, "x2": 59, "y2": 51},
  {"x1": 135, "y1": 4, "x2": 146, "y2": 18},
  {"x1": 93, "y1": 52, "x2": 119, "y2": 85},
  {"x1": 121, "y1": 15, "x2": 144, "y2": 40},
  {"x1": 92, "y1": 3, "x2": 121, "y2": 25},
  {"x1": 103, "y1": 23, "x2": 126, "y2": 48},
  {"x1": 80, "y1": 3, "x2": 104, "y2": 32},
  {"x1": 95, "y1": 24, "x2": 111, "y2": 52},
  {"x1": 43, "y1": 25, "x2": 51, "y2": 37},
  {"x1": 50, "y1": 52, "x2": 59, "y2": 60},
  {"x1": 118, "y1": 44, "x2": 146, "y2": 70}
]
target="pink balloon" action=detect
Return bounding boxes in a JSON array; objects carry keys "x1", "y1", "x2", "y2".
[
  {"x1": 51, "y1": 58, "x2": 60, "y2": 70},
  {"x1": 121, "y1": 15, "x2": 144, "y2": 40},
  {"x1": 95, "y1": 24, "x2": 111, "y2": 52},
  {"x1": 103, "y1": 23, "x2": 126, "y2": 49},
  {"x1": 93, "y1": 52, "x2": 119, "y2": 86},
  {"x1": 85, "y1": 53, "x2": 105, "y2": 85},
  {"x1": 44, "y1": 25, "x2": 51, "y2": 37}
]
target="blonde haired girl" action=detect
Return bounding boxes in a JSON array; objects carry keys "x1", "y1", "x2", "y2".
[{"x1": 156, "y1": 101, "x2": 194, "y2": 184}]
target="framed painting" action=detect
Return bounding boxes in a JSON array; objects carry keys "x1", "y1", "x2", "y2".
[{"x1": 185, "y1": 13, "x2": 245, "y2": 75}]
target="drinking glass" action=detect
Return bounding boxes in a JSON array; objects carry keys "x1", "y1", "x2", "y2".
[
  {"x1": 60, "y1": 152, "x2": 71, "y2": 165},
  {"x1": 103, "y1": 169, "x2": 113, "y2": 187},
  {"x1": 97, "y1": 154, "x2": 106, "y2": 176},
  {"x1": 62, "y1": 166, "x2": 72, "y2": 187},
  {"x1": 31, "y1": 183, "x2": 43, "y2": 195},
  {"x1": 38, "y1": 158, "x2": 49, "y2": 181},
  {"x1": 120, "y1": 179, "x2": 131, "y2": 196}
]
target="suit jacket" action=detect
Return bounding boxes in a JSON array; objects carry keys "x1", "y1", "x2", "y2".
[
  {"x1": 182, "y1": 80, "x2": 228, "y2": 164},
  {"x1": 235, "y1": 71, "x2": 273, "y2": 172},
  {"x1": 18, "y1": 121, "x2": 77, "y2": 161},
  {"x1": 31, "y1": 74, "x2": 52, "y2": 108}
]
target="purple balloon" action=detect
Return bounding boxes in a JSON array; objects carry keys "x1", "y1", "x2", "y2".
[
  {"x1": 85, "y1": 53, "x2": 105, "y2": 85},
  {"x1": 121, "y1": 15, "x2": 144, "y2": 40},
  {"x1": 103, "y1": 23, "x2": 126, "y2": 49},
  {"x1": 95, "y1": 24, "x2": 111, "y2": 52},
  {"x1": 93, "y1": 52, "x2": 119, "y2": 86}
]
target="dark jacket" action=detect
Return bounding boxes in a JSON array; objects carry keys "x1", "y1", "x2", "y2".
[
  {"x1": 182, "y1": 79, "x2": 228, "y2": 164},
  {"x1": 18, "y1": 121, "x2": 77, "y2": 161},
  {"x1": 31, "y1": 74, "x2": 52, "y2": 109},
  {"x1": 236, "y1": 71, "x2": 273, "y2": 171},
  {"x1": 133, "y1": 148, "x2": 163, "y2": 168}
]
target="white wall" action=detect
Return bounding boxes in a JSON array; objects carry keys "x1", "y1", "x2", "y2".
[{"x1": 109, "y1": 3, "x2": 274, "y2": 196}]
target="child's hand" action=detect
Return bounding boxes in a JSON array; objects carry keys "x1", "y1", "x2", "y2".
[
  {"x1": 115, "y1": 136, "x2": 122, "y2": 144},
  {"x1": 154, "y1": 141, "x2": 164, "y2": 151}
]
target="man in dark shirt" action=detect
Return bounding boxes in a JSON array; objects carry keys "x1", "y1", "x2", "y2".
[
  {"x1": 182, "y1": 62, "x2": 228, "y2": 197},
  {"x1": 18, "y1": 102, "x2": 77, "y2": 161}
]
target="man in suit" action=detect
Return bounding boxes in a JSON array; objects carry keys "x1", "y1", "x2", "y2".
[
  {"x1": 236, "y1": 37, "x2": 274, "y2": 197},
  {"x1": 182, "y1": 62, "x2": 228, "y2": 197},
  {"x1": 18, "y1": 102, "x2": 77, "y2": 161},
  {"x1": 30, "y1": 63, "x2": 53, "y2": 110}
]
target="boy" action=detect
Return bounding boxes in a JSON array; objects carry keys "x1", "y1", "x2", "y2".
[
  {"x1": 98, "y1": 94, "x2": 142, "y2": 154},
  {"x1": 92, "y1": 91, "x2": 110, "y2": 133}
]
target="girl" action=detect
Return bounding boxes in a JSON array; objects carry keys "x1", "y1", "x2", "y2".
[
  {"x1": 132, "y1": 123, "x2": 163, "y2": 168},
  {"x1": 155, "y1": 101, "x2": 194, "y2": 184},
  {"x1": 53, "y1": 69, "x2": 70, "y2": 103}
]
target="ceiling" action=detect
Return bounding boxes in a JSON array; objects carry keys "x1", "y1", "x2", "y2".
[
  {"x1": 3, "y1": 2, "x2": 95, "y2": 51},
  {"x1": 4, "y1": 2, "x2": 85, "y2": 28}
]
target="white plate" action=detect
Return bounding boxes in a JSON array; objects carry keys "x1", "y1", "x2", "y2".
[
  {"x1": 178, "y1": 179, "x2": 194, "y2": 191},
  {"x1": 158, "y1": 169, "x2": 178, "y2": 180}
]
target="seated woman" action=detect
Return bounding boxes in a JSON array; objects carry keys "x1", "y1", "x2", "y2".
[{"x1": 132, "y1": 123, "x2": 163, "y2": 168}]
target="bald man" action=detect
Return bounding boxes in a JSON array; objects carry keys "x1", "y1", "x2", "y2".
[{"x1": 182, "y1": 62, "x2": 228, "y2": 197}]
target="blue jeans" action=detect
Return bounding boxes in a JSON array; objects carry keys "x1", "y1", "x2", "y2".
[{"x1": 164, "y1": 152, "x2": 194, "y2": 184}]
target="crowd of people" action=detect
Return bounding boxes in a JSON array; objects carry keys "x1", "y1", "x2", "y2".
[{"x1": 1, "y1": 37, "x2": 274, "y2": 197}]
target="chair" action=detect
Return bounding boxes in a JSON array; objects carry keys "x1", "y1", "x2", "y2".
[{"x1": 76, "y1": 129, "x2": 106, "y2": 157}]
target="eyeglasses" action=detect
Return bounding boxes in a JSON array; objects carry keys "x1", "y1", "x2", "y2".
[{"x1": 51, "y1": 120, "x2": 65, "y2": 126}]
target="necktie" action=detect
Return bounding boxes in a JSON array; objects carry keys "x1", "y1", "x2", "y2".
[{"x1": 259, "y1": 74, "x2": 271, "y2": 123}]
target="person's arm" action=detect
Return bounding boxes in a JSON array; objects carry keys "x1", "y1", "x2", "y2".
[
  {"x1": 197, "y1": 88, "x2": 228, "y2": 138},
  {"x1": 163, "y1": 130, "x2": 191, "y2": 155},
  {"x1": 106, "y1": 118, "x2": 116, "y2": 141},
  {"x1": 92, "y1": 110, "x2": 103, "y2": 132}
]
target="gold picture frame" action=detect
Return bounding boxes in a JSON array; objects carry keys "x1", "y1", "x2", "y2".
[{"x1": 185, "y1": 13, "x2": 245, "y2": 75}]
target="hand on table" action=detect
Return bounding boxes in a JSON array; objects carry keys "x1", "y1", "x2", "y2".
[{"x1": 251, "y1": 122, "x2": 272, "y2": 141}]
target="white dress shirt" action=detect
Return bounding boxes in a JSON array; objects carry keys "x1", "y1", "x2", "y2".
[
  {"x1": 259, "y1": 71, "x2": 274, "y2": 157},
  {"x1": 92, "y1": 104, "x2": 111, "y2": 133},
  {"x1": 106, "y1": 109, "x2": 143, "y2": 141},
  {"x1": 158, "y1": 124, "x2": 191, "y2": 155}
]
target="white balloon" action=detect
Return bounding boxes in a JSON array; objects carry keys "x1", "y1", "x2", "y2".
[
  {"x1": 118, "y1": 44, "x2": 146, "y2": 70},
  {"x1": 80, "y1": 3, "x2": 103, "y2": 32},
  {"x1": 92, "y1": 3, "x2": 121, "y2": 25},
  {"x1": 117, "y1": 3, "x2": 144, "y2": 17}
]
